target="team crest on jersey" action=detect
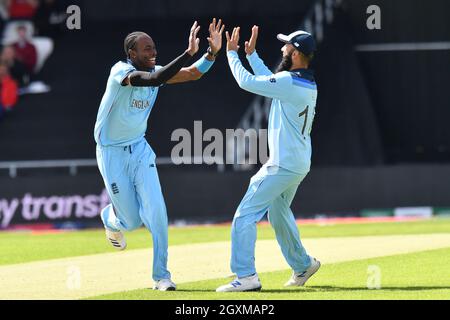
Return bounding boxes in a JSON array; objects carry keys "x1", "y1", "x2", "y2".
[{"x1": 111, "y1": 183, "x2": 119, "y2": 194}]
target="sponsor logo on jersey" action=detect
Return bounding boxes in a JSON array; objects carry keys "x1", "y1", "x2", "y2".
[{"x1": 131, "y1": 99, "x2": 150, "y2": 110}]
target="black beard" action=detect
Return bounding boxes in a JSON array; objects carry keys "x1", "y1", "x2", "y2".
[{"x1": 275, "y1": 53, "x2": 293, "y2": 73}]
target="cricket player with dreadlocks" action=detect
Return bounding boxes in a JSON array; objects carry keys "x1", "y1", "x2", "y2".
[{"x1": 94, "y1": 19, "x2": 225, "y2": 291}]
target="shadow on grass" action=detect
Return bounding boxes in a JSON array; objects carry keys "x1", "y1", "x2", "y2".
[
  {"x1": 173, "y1": 286, "x2": 450, "y2": 293},
  {"x1": 169, "y1": 289, "x2": 217, "y2": 293},
  {"x1": 262, "y1": 286, "x2": 450, "y2": 293}
]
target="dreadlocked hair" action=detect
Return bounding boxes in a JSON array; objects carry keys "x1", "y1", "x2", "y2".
[{"x1": 124, "y1": 31, "x2": 148, "y2": 58}]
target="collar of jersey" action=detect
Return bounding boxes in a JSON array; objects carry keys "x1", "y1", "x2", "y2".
[
  {"x1": 126, "y1": 58, "x2": 155, "y2": 72},
  {"x1": 290, "y1": 68, "x2": 315, "y2": 82}
]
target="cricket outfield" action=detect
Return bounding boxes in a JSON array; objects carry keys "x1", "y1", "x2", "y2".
[{"x1": 1, "y1": 218, "x2": 450, "y2": 300}]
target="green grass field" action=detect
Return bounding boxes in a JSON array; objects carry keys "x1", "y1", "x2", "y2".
[
  {"x1": 2, "y1": 218, "x2": 450, "y2": 265},
  {"x1": 1, "y1": 217, "x2": 450, "y2": 300},
  {"x1": 92, "y1": 247, "x2": 450, "y2": 300}
]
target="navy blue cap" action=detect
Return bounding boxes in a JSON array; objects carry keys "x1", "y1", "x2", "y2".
[{"x1": 277, "y1": 31, "x2": 316, "y2": 56}]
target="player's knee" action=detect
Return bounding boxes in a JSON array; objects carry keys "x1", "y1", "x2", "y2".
[
  {"x1": 140, "y1": 209, "x2": 168, "y2": 229},
  {"x1": 121, "y1": 219, "x2": 142, "y2": 231},
  {"x1": 268, "y1": 216, "x2": 283, "y2": 230},
  {"x1": 231, "y1": 216, "x2": 240, "y2": 233},
  {"x1": 268, "y1": 212, "x2": 277, "y2": 224},
  {"x1": 232, "y1": 215, "x2": 253, "y2": 233}
]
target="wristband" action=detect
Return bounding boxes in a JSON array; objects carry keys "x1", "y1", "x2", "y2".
[
  {"x1": 193, "y1": 55, "x2": 214, "y2": 74},
  {"x1": 207, "y1": 46, "x2": 219, "y2": 57}
]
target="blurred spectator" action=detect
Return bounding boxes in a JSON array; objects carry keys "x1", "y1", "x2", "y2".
[
  {"x1": 2, "y1": 0, "x2": 37, "y2": 48},
  {"x1": 11, "y1": 24, "x2": 36, "y2": 73},
  {"x1": 33, "y1": 0, "x2": 67, "y2": 39},
  {"x1": 3, "y1": 23, "x2": 54, "y2": 75},
  {"x1": 2, "y1": 19, "x2": 34, "y2": 43},
  {"x1": 1, "y1": 45, "x2": 29, "y2": 86},
  {"x1": 7, "y1": 0, "x2": 38, "y2": 20},
  {"x1": 0, "y1": 62, "x2": 18, "y2": 119}
]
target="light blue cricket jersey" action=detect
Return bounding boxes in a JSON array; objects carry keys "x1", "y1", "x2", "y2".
[
  {"x1": 227, "y1": 50, "x2": 318, "y2": 174},
  {"x1": 94, "y1": 60, "x2": 162, "y2": 146}
]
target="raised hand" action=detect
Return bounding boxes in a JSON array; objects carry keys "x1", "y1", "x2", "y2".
[
  {"x1": 186, "y1": 21, "x2": 201, "y2": 56},
  {"x1": 245, "y1": 25, "x2": 259, "y2": 55},
  {"x1": 225, "y1": 27, "x2": 240, "y2": 52},
  {"x1": 207, "y1": 18, "x2": 225, "y2": 55}
]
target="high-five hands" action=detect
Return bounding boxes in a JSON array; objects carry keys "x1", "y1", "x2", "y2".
[
  {"x1": 226, "y1": 27, "x2": 240, "y2": 52},
  {"x1": 186, "y1": 21, "x2": 201, "y2": 56},
  {"x1": 244, "y1": 25, "x2": 259, "y2": 55},
  {"x1": 226, "y1": 25, "x2": 259, "y2": 54},
  {"x1": 207, "y1": 18, "x2": 225, "y2": 55}
]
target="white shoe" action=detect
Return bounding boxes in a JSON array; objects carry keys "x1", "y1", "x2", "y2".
[
  {"x1": 284, "y1": 256, "x2": 321, "y2": 287},
  {"x1": 216, "y1": 273, "x2": 262, "y2": 292},
  {"x1": 153, "y1": 278, "x2": 177, "y2": 291},
  {"x1": 105, "y1": 228, "x2": 127, "y2": 250}
]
